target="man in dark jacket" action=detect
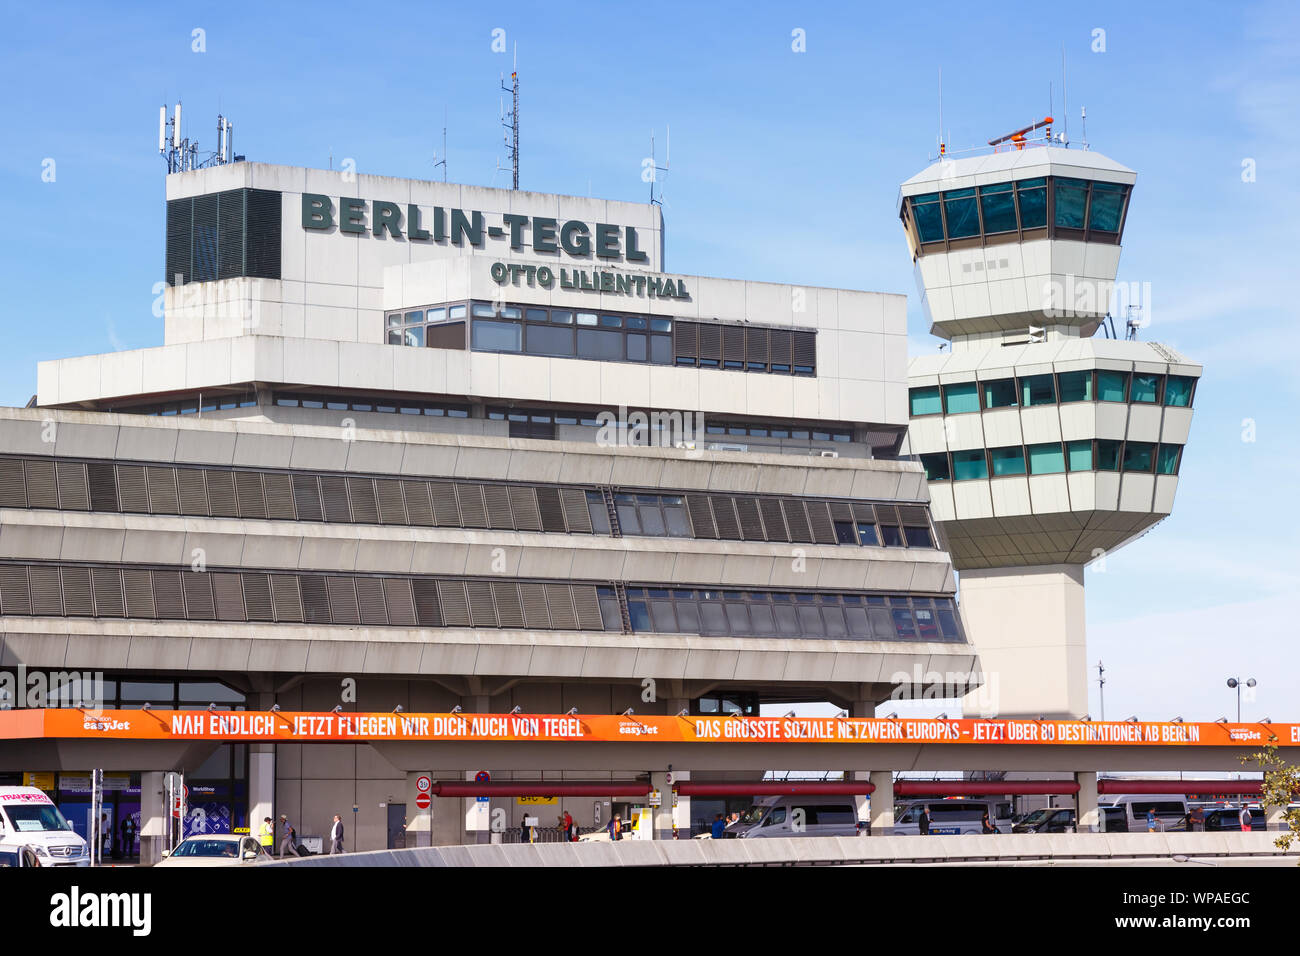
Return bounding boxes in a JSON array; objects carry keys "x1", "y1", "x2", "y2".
[{"x1": 919, "y1": 806, "x2": 932, "y2": 835}]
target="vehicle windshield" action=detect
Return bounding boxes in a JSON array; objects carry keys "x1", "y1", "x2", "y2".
[
  {"x1": 172, "y1": 839, "x2": 240, "y2": 858},
  {"x1": 1018, "y1": 808, "x2": 1056, "y2": 827},
  {"x1": 4, "y1": 804, "x2": 74, "y2": 833},
  {"x1": 736, "y1": 805, "x2": 769, "y2": 826}
]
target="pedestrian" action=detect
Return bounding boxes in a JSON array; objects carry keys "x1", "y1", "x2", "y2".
[
  {"x1": 606, "y1": 814, "x2": 621, "y2": 841},
  {"x1": 562, "y1": 810, "x2": 574, "y2": 842},
  {"x1": 1189, "y1": 806, "x2": 1205, "y2": 832},
  {"x1": 918, "y1": 806, "x2": 931, "y2": 835},
  {"x1": 520, "y1": 817, "x2": 529, "y2": 844},
  {"x1": 1238, "y1": 805, "x2": 1252, "y2": 832},
  {"x1": 279, "y1": 814, "x2": 302, "y2": 857},
  {"x1": 330, "y1": 814, "x2": 345, "y2": 854},
  {"x1": 259, "y1": 816, "x2": 275, "y2": 855},
  {"x1": 121, "y1": 816, "x2": 137, "y2": 859},
  {"x1": 981, "y1": 810, "x2": 997, "y2": 834},
  {"x1": 711, "y1": 812, "x2": 726, "y2": 839},
  {"x1": 100, "y1": 813, "x2": 111, "y2": 860},
  {"x1": 1145, "y1": 808, "x2": 1157, "y2": 832}
]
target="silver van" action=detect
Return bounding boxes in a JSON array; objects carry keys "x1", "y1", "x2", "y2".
[
  {"x1": 894, "y1": 799, "x2": 1013, "y2": 835},
  {"x1": 728, "y1": 795, "x2": 865, "y2": 838},
  {"x1": 1099, "y1": 793, "x2": 1188, "y2": 832}
]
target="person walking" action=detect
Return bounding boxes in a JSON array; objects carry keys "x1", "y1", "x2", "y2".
[
  {"x1": 278, "y1": 814, "x2": 302, "y2": 857},
  {"x1": 606, "y1": 814, "x2": 622, "y2": 841},
  {"x1": 918, "y1": 806, "x2": 931, "y2": 835},
  {"x1": 1145, "y1": 808, "x2": 1157, "y2": 832},
  {"x1": 520, "y1": 817, "x2": 529, "y2": 844},
  {"x1": 258, "y1": 816, "x2": 275, "y2": 855},
  {"x1": 562, "y1": 810, "x2": 574, "y2": 842},
  {"x1": 330, "y1": 814, "x2": 345, "y2": 854},
  {"x1": 1238, "y1": 805, "x2": 1252, "y2": 832},
  {"x1": 711, "y1": 813, "x2": 726, "y2": 839},
  {"x1": 981, "y1": 810, "x2": 997, "y2": 834},
  {"x1": 121, "y1": 816, "x2": 137, "y2": 859},
  {"x1": 1189, "y1": 805, "x2": 1205, "y2": 832}
]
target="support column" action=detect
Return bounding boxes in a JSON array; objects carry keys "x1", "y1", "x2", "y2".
[
  {"x1": 1075, "y1": 771, "x2": 1099, "y2": 832},
  {"x1": 671, "y1": 770, "x2": 690, "y2": 839},
  {"x1": 1266, "y1": 803, "x2": 1288, "y2": 833},
  {"x1": 404, "y1": 771, "x2": 434, "y2": 847},
  {"x1": 649, "y1": 771, "x2": 674, "y2": 840},
  {"x1": 869, "y1": 771, "x2": 894, "y2": 836},
  {"x1": 138, "y1": 772, "x2": 166, "y2": 866},
  {"x1": 249, "y1": 744, "x2": 275, "y2": 846}
]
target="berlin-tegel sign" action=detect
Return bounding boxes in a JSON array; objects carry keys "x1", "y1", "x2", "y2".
[{"x1": 1, "y1": 711, "x2": 1296, "y2": 747}]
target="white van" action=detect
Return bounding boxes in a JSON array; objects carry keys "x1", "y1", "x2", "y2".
[
  {"x1": 893, "y1": 799, "x2": 1014, "y2": 835},
  {"x1": 0, "y1": 787, "x2": 90, "y2": 865},
  {"x1": 729, "y1": 795, "x2": 865, "y2": 838},
  {"x1": 1099, "y1": 793, "x2": 1188, "y2": 832}
]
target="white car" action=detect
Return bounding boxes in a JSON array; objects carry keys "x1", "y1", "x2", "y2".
[{"x1": 155, "y1": 834, "x2": 270, "y2": 867}]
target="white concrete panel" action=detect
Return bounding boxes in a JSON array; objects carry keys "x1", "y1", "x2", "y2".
[{"x1": 989, "y1": 476, "x2": 1031, "y2": 516}]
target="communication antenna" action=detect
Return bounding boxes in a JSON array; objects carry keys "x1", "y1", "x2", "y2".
[
  {"x1": 500, "y1": 46, "x2": 519, "y2": 189},
  {"x1": 1080, "y1": 106, "x2": 1089, "y2": 150},
  {"x1": 649, "y1": 126, "x2": 670, "y2": 205},
  {"x1": 1061, "y1": 44, "x2": 1070, "y2": 144},
  {"x1": 937, "y1": 67, "x2": 945, "y2": 157},
  {"x1": 158, "y1": 101, "x2": 238, "y2": 173},
  {"x1": 432, "y1": 107, "x2": 447, "y2": 183},
  {"x1": 1097, "y1": 660, "x2": 1106, "y2": 721}
]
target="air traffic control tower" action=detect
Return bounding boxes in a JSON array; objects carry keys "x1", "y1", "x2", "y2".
[{"x1": 898, "y1": 126, "x2": 1201, "y2": 718}]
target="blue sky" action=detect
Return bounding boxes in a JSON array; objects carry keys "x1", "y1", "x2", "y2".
[{"x1": 1, "y1": 1, "x2": 1296, "y2": 722}]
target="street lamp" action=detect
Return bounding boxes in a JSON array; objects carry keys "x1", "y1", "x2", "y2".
[{"x1": 1225, "y1": 677, "x2": 1256, "y2": 722}]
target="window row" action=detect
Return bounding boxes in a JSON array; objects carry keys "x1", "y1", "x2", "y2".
[
  {"x1": 0, "y1": 563, "x2": 604, "y2": 631},
  {"x1": 590, "y1": 492, "x2": 936, "y2": 549},
  {"x1": 485, "y1": 406, "x2": 852, "y2": 444},
  {"x1": 273, "y1": 392, "x2": 471, "y2": 417},
  {"x1": 0, "y1": 457, "x2": 594, "y2": 534},
  {"x1": 601, "y1": 588, "x2": 963, "y2": 643},
  {"x1": 102, "y1": 393, "x2": 259, "y2": 417},
  {"x1": 910, "y1": 371, "x2": 1195, "y2": 417},
  {"x1": 0, "y1": 455, "x2": 930, "y2": 546},
  {"x1": 0, "y1": 562, "x2": 962, "y2": 644},
  {"x1": 919, "y1": 441, "x2": 1184, "y2": 481},
  {"x1": 904, "y1": 176, "x2": 1130, "y2": 251}
]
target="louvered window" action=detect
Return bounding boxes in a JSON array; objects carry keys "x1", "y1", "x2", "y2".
[
  {"x1": 243, "y1": 572, "x2": 274, "y2": 621},
  {"x1": 234, "y1": 471, "x2": 266, "y2": 519},
  {"x1": 146, "y1": 466, "x2": 179, "y2": 514},
  {"x1": 375, "y1": 479, "x2": 407, "y2": 525},
  {"x1": 429, "y1": 482, "x2": 460, "y2": 526},
  {"x1": 482, "y1": 484, "x2": 513, "y2": 530},
  {"x1": 123, "y1": 569, "x2": 155, "y2": 618},
  {"x1": 560, "y1": 488, "x2": 593, "y2": 533},
  {"x1": 29, "y1": 567, "x2": 63, "y2": 615},
  {"x1": 263, "y1": 473, "x2": 296, "y2": 520},
  {"x1": 507, "y1": 486, "x2": 541, "y2": 531},
  {"x1": 456, "y1": 484, "x2": 488, "y2": 528},
  {"x1": 91, "y1": 567, "x2": 124, "y2": 617},
  {"x1": 182, "y1": 572, "x2": 216, "y2": 619},
  {"x1": 212, "y1": 572, "x2": 246, "y2": 620},
  {"x1": 326, "y1": 577, "x2": 360, "y2": 624},
  {"x1": 299, "y1": 575, "x2": 330, "y2": 623},
  {"x1": 383, "y1": 578, "x2": 418, "y2": 625},
  {"x1": 176, "y1": 469, "x2": 209, "y2": 515},
  {"x1": 25, "y1": 460, "x2": 58, "y2": 509},
  {"x1": 402, "y1": 481, "x2": 434, "y2": 526},
  {"x1": 492, "y1": 582, "x2": 525, "y2": 628},
  {"x1": 61, "y1": 567, "x2": 94, "y2": 616},
  {"x1": 0, "y1": 567, "x2": 30, "y2": 614},
  {"x1": 347, "y1": 477, "x2": 379, "y2": 524},
  {"x1": 545, "y1": 584, "x2": 578, "y2": 629},
  {"x1": 0, "y1": 459, "x2": 28, "y2": 507},
  {"x1": 152, "y1": 571, "x2": 186, "y2": 619},
  {"x1": 319, "y1": 475, "x2": 351, "y2": 522},
  {"x1": 292, "y1": 474, "x2": 324, "y2": 521},
  {"x1": 270, "y1": 574, "x2": 303, "y2": 622},
  {"x1": 205, "y1": 470, "x2": 239, "y2": 517},
  {"x1": 55, "y1": 461, "x2": 89, "y2": 510},
  {"x1": 437, "y1": 581, "x2": 470, "y2": 626},
  {"x1": 536, "y1": 487, "x2": 566, "y2": 532},
  {"x1": 685, "y1": 495, "x2": 716, "y2": 538},
  {"x1": 355, "y1": 577, "x2": 388, "y2": 625},
  {"x1": 412, "y1": 579, "x2": 442, "y2": 625}
]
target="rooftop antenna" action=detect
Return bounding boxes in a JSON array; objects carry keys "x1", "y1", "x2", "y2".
[
  {"x1": 1080, "y1": 106, "x2": 1089, "y2": 150},
  {"x1": 159, "y1": 101, "x2": 237, "y2": 173},
  {"x1": 1061, "y1": 44, "x2": 1070, "y2": 144},
  {"x1": 937, "y1": 67, "x2": 945, "y2": 158},
  {"x1": 500, "y1": 46, "x2": 519, "y2": 189},
  {"x1": 649, "y1": 126, "x2": 670, "y2": 205},
  {"x1": 432, "y1": 107, "x2": 447, "y2": 183}
]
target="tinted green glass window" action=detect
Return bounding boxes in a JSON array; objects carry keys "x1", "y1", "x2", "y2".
[
  {"x1": 1088, "y1": 181, "x2": 1126, "y2": 231},
  {"x1": 1131, "y1": 373, "x2": 1160, "y2": 403},
  {"x1": 1058, "y1": 371, "x2": 1093, "y2": 403},
  {"x1": 911, "y1": 194, "x2": 944, "y2": 243},
  {"x1": 952, "y1": 449, "x2": 989, "y2": 481},
  {"x1": 1016, "y1": 178, "x2": 1047, "y2": 228},
  {"x1": 1097, "y1": 370, "x2": 1129, "y2": 402},
  {"x1": 1020, "y1": 374, "x2": 1056, "y2": 406},
  {"x1": 1156, "y1": 444, "x2": 1182, "y2": 475},
  {"x1": 920, "y1": 453, "x2": 951, "y2": 481},
  {"x1": 983, "y1": 378, "x2": 1017, "y2": 408},
  {"x1": 1096, "y1": 440, "x2": 1121, "y2": 471},
  {"x1": 1066, "y1": 440, "x2": 1093, "y2": 472},
  {"x1": 990, "y1": 446, "x2": 1026, "y2": 476},
  {"x1": 910, "y1": 386, "x2": 942, "y2": 416},
  {"x1": 943, "y1": 381, "x2": 980, "y2": 414},
  {"x1": 1027, "y1": 442, "x2": 1066, "y2": 474},
  {"x1": 979, "y1": 182, "x2": 1018, "y2": 233},
  {"x1": 1054, "y1": 178, "x2": 1089, "y2": 228},
  {"x1": 1164, "y1": 375, "x2": 1194, "y2": 407},
  {"x1": 943, "y1": 188, "x2": 980, "y2": 239},
  {"x1": 1123, "y1": 441, "x2": 1155, "y2": 472}
]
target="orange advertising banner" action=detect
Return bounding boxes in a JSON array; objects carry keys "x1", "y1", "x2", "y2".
[{"x1": 0, "y1": 710, "x2": 1295, "y2": 748}]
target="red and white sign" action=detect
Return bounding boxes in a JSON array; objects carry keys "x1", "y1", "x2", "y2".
[
  {"x1": 416, "y1": 775, "x2": 432, "y2": 793},
  {"x1": 416, "y1": 793, "x2": 430, "y2": 810}
]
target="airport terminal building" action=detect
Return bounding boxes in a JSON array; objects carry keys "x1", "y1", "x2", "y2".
[{"x1": 0, "y1": 162, "x2": 972, "y2": 854}]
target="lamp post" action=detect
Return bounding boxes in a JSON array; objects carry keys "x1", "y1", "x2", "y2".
[{"x1": 1225, "y1": 677, "x2": 1255, "y2": 722}]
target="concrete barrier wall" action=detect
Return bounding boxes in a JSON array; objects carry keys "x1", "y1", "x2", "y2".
[{"x1": 267, "y1": 831, "x2": 1298, "y2": 868}]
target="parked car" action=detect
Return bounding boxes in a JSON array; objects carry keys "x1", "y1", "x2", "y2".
[
  {"x1": 1201, "y1": 807, "x2": 1267, "y2": 831},
  {"x1": 1011, "y1": 807, "x2": 1076, "y2": 833},
  {"x1": 155, "y1": 834, "x2": 270, "y2": 867}
]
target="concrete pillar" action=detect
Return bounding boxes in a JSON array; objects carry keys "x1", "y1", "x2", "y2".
[
  {"x1": 869, "y1": 771, "x2": 894, "y2": 836},
  {"x1": 958, "y1": 564, "x2": 1088, "y2": 718},
  {"x1": 671, "y1": 770, "x2": 690, "y2": 839},
  {"x1": 138, "y1": 772, "x2": 166, "y2": 865},
  {"x1": 249, "y1": 744, "x2": 275, "y2": 843},
  {"x1": 403, "y1": 771, "x2": 434, "y2": 847},
  {"x1": 649, "y1": 771, "x2": 674, "y2": 840},
  {"x1": 1075, "y1": 771, "x2": 1100, "y2": 832},
  {"x1": 1266, "y1": 803, "x2": 1288, "y2": 832}
]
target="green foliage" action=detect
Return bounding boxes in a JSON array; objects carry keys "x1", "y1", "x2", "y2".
[{"x1": 1241, "y1": 745, "x2": 1300, "y2": 858}]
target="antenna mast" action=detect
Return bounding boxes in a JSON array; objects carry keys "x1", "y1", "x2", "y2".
[
  {"x1": 649, "y1": 126, "x2": 670, "y2": 205},
  {"x1": 1061, "y1": 44, "x2": 1069, "y2": 143},
  {"x1": 500, "y1": 47, "x2": 519, "y2": 190},
  {"x1": 433, "y1": 108, "x2": 447, "y2": 183},
  {"x1": 158, "y1": 101, "x2": 237, "y2": 173}
]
